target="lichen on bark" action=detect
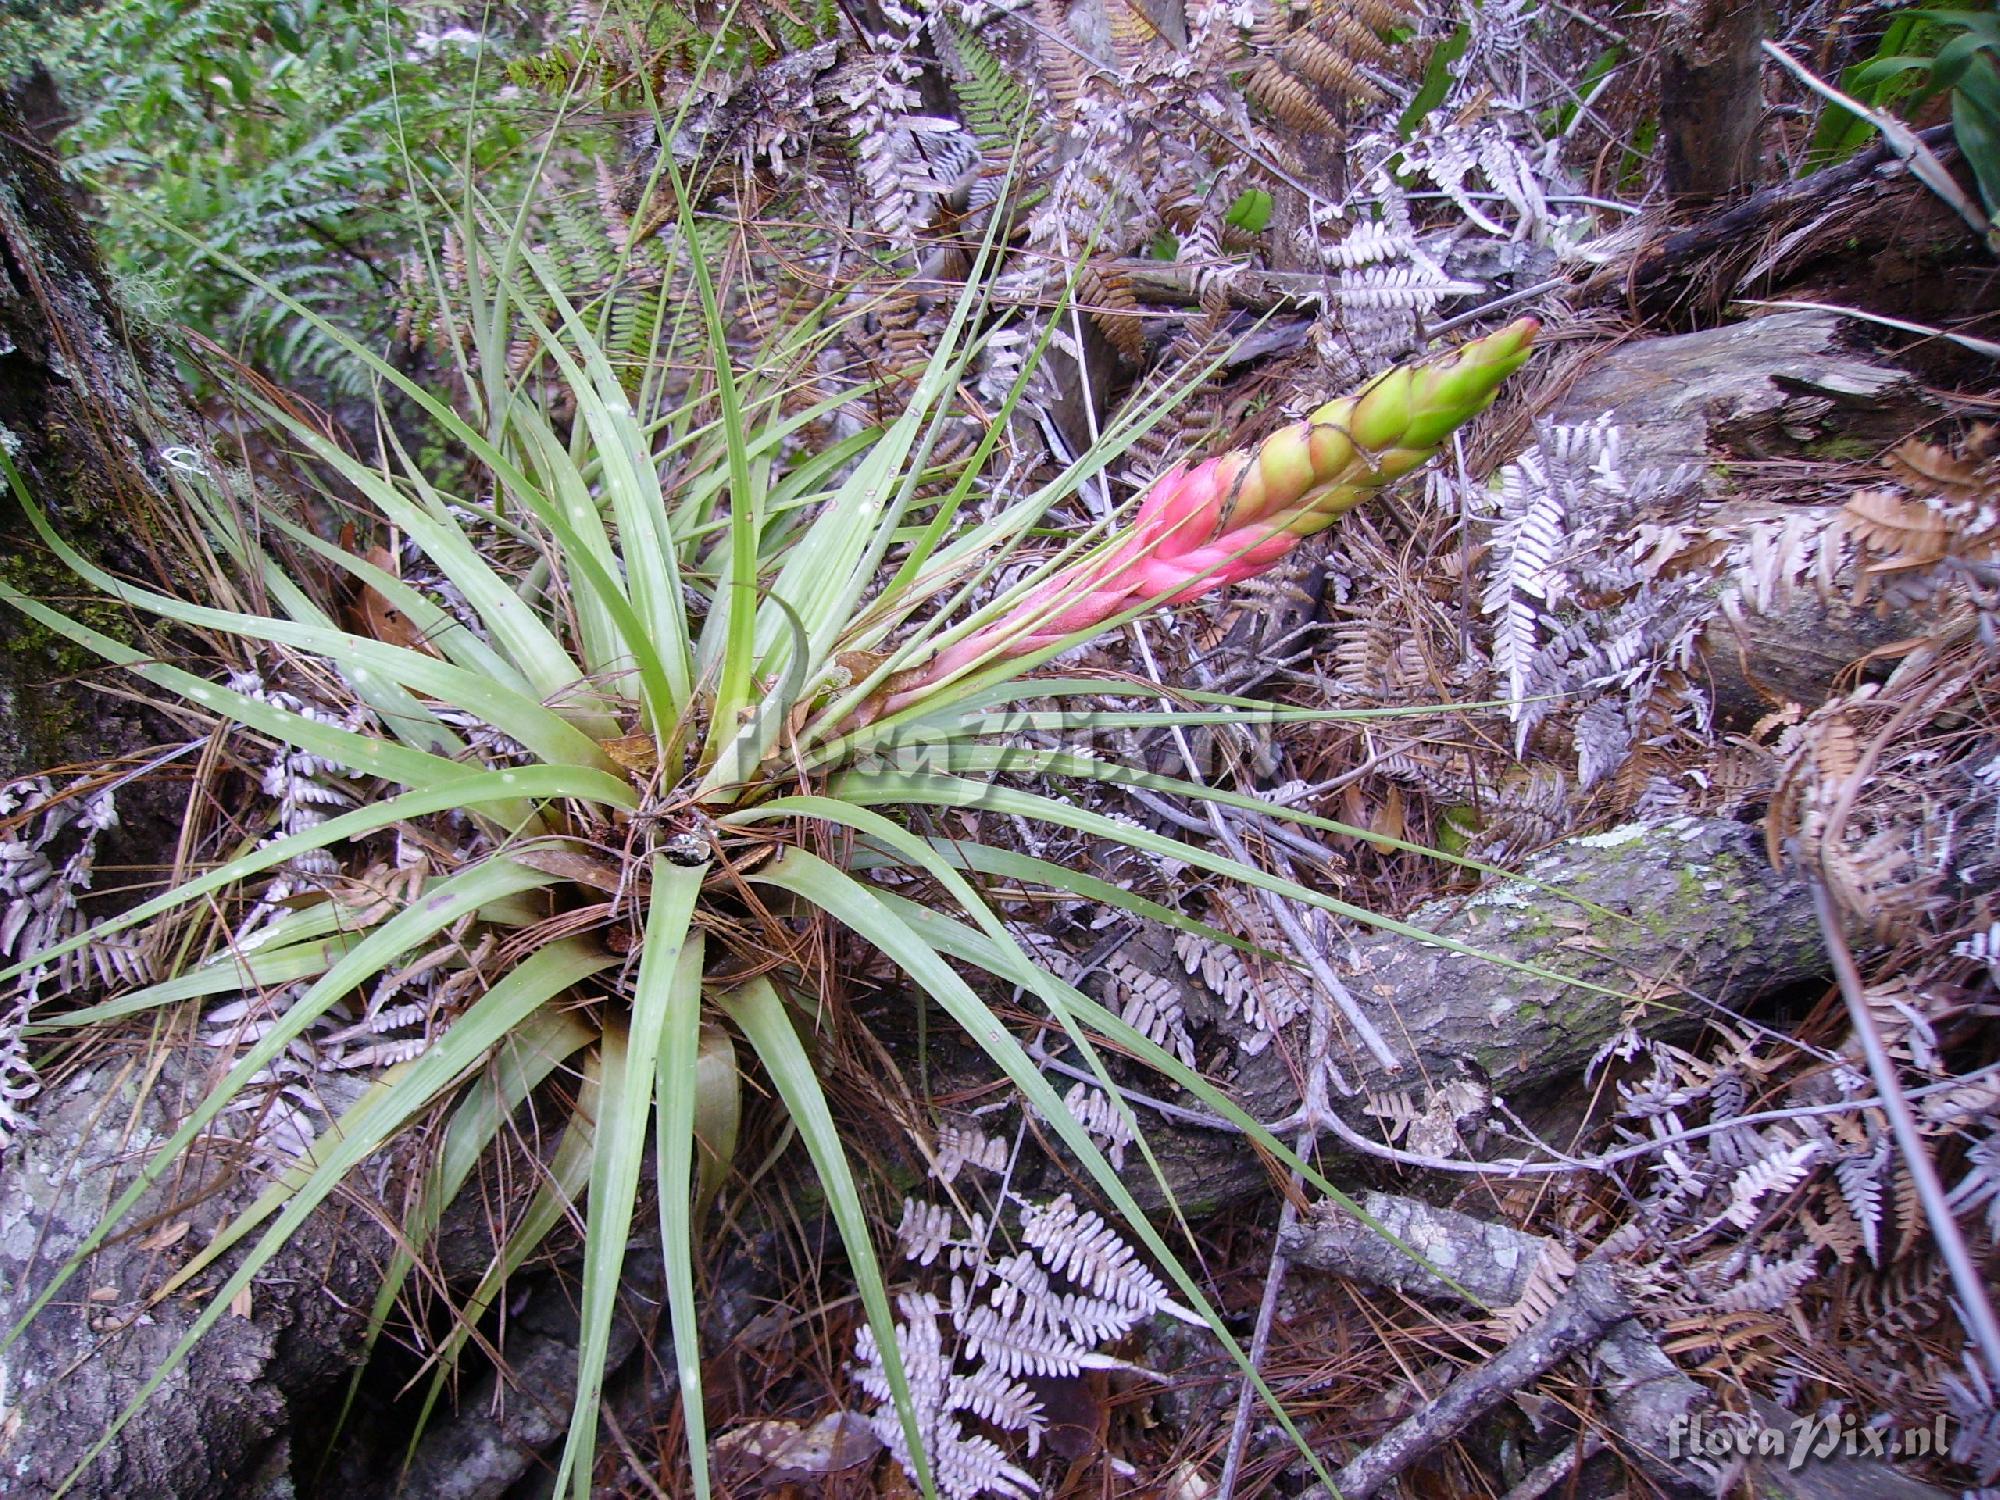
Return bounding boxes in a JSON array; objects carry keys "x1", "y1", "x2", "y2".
[{"x1": 0, "y1": 87, "x2": 191, "y2": 792}]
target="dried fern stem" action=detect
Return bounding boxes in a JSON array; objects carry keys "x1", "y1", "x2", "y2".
[{"x1": 885, "y1": 318, "x2": 1538, "y2": 713}]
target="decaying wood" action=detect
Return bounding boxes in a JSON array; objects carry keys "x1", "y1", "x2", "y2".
[
  {"x1": 1548, "y1": 310, "x2": 1931, "y2": 727},
  {"x1": 1624, "y1": 125, "x2": 1958, "y2": 304},
  {"x1": 1659, "y1": 0, "x2": 1768, "y2": 201},
  {"x1": 1550, "y1": 310, "x2": 1916, "y2": 474},
  {"x1": 1283, "y1": 1192, "x2": 1954, "y2": 1499},
  {"x1": 1119, "y1": 814, "x2": 1825, "y2": 1209}
]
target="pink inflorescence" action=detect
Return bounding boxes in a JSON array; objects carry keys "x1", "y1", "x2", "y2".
[{"x1": 883, "y1": 316, "x2": 1540, "y2": 714}]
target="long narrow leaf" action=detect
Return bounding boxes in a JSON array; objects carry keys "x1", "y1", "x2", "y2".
[
  {"x1": 718, "y1": 976, "x2": 936, "y2": 1499},
  {"x1": 749, "y1": 850, "x2": 1340, "y2": 1493},
  {"x1": 38, "y1": 885, "x2": 582, "y2": 1498},
  {"x1": 0, "y1": 764, "x2": 629, "y2": 992},
  {"x1": 869, "y1": 888, "x2": 1476, "y2": 1303},
  {"x1": 5, "y1": 479, "x2": 616, "y2": 775},
  {"x1": 835, "y1": 770, "x2": 1633, "y2": 999},
  {"x1": 3, "y1": 860, "x2": 556, "y2": 1360},
  {"x1": 0, "y1": 587, "x2": 499, "y2": 796},
  {"x1": 332, "y1": 1004, "x2": 597, "y2": 1450},
  {"x1": 157, "y1": 940, "x2": 611, "y2": 1298},
  {"x1": 405, "y1": 1061, "x2": 604, "y2": 1461},
  {"x1": 552, "y1": 859, "x2": 705, "y2": 1499},
  {"x1": 654, "y1": 903, "x2": 720, "y2": 1500}
]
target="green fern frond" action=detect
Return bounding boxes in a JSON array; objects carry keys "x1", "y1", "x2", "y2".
[{"x1": 940, "y1": 19, "x2": 1033, "y2": 150}]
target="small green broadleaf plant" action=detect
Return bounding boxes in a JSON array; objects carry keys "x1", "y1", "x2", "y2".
[
  {"x1": 1813, "y1": 7, "x2": 2000, "y2": 221},
  {"x1": 0, "y1": 143, "x2": 1578, "y2": 1498}
]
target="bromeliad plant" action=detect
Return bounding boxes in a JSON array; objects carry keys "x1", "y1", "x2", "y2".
[{"x1": 0, "y1": 170, "x2": 1537, "y2": 1495}]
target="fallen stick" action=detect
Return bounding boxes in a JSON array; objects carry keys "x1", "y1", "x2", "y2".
[
  {"x1": 1621, "y1": 124, "x2": 1959, "y2": 303},
  {"x1": 1317, "y1": 1257, "x2": 1632, "y2": 1500},
  {"x1": 1282, "y1": 1192, "x2": 1709, "y2": 1497}
]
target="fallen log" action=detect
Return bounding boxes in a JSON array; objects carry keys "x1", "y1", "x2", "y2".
[
  {"x1": 1280, "y1": 1191, "x2": 1955, "y2": 1500},
  {"x1": 1546, "y1": 308, "x2": 1932, "y2": 727},
  {"x1": 1621, "y1": 125, "x2": 1959, "y2": 306},
  {"x1": 1104, "y1": 814, "x2": 1828, "y2": 1209}
]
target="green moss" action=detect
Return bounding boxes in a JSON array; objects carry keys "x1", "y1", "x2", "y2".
[
  {"x1": 0, "y1": 415, "x2": 155, "y2": 771},
  {"x1": 1803, "y1": 435, "x2": 1877, "y2": 462},
  {"x1": 1671, "y1": 853, "x2": 1756, "y2": 950},
  {"x1": 0, "y1": 547, "x2": 125, "y2": 765}
]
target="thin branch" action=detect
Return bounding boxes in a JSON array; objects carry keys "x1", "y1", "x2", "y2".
[
  {"x1": 1809, "y1": 872, "x2": 2000, "y2": 1390},
  {"x1": 1307, "y1": 1259, "x2": 1634, "y2": 1500},
  {"x1": 1762, "y1": 41, "x2": 1993, "y2": 248},
  {"x1": 1501, "y1": 1430, "x2": 1602, "y2": 1500}
]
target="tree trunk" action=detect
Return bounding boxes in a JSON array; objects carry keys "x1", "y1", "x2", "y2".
[
  {"x1": 1660, "y1": 0, "x2": 1768, "y2": 201},
  {"x1": 0, "y1": 86, "x2": 191, "y2": 864},
  {"x1": 0, "y1": 89, "x2": 376, "y2": 1500}
]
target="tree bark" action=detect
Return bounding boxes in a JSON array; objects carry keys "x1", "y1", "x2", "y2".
[
  {"x1": 1660, "y1": 0, "x2": 1768, "y2": 201},
  {"x1": 1112, "y1": 815, "x2": 1828, "y2": 1209},
  {"x1": 0, "y1": 91, "x2": 378, "y2": 1500},
  {"x1": 0, "y1": 86, "x2": 192, "y2": 856}
]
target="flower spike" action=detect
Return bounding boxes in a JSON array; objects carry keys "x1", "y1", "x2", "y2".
[{"x1": 883, "y1": 317, "x2": 1538, "y2": 712}]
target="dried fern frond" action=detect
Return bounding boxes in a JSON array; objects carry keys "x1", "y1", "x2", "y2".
[
  {"x1": 1282, "y1": 30, "x2": 1385, "y2": 104},
  {"x1": 1843, "y1": 436, "x2": 2000, "y2": 639},
  {"x1": 1032, "y1": 0, "x2": 1087, "y2": 123},
  {"x1": 1173, "y1": 890, "x2": 1317, "y2": 1050},
  {"x1": 858, "y1": 1141, "x2": 1202, "y2": 1495},
  {"x1": 1245, "y1": 57, "x2": 1340, "y2": 134},
  {"x1": 1710, "y1": 1248, "x2": 1822, "y2": 1314},
  {"x1": 1104, "y1": 951, "x2": 1196, "y2": 1068},
  {"x1": 1061, "y1": 1081, "x2": 1135, "y2": 1169},
  {"x1": 1721, "y1": 1138, "x2": 1822, "y2": 1230},
  {"x1": 1, "y1": 774, "x2": 153, "y2": 1147},
  {"x1": 937, "y1": 1121, "x2": 1010, "y2": 1183},
  {"x1": 1485, "y1": 1240, "x2": 1575, "y2": 1339},
  {"x1": 1075, "y1": 257, "x2": 1147, "y2": 363},
  {"x1": 1019, "y1": 1193, "x2": 1198, "y2": 1319},
  {"x1": 1338, "y1": 0, "x2": 1417, "y2": 32}
]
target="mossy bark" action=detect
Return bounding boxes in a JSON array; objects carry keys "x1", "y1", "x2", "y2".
[
  {"x1": 0, "y1": 87, "x2": 187, "y2": 799},
  {"x1": 0, "y1": 91, "x2": 371, "y2": 1500},
  {"x1": 1116, "y1": 817, "x2": 1828, "y2": 1209}
]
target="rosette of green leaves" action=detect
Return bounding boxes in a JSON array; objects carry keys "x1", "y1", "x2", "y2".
[{"x1": 0, "y1": 104, "x2": 1609, "y2": 1500}]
